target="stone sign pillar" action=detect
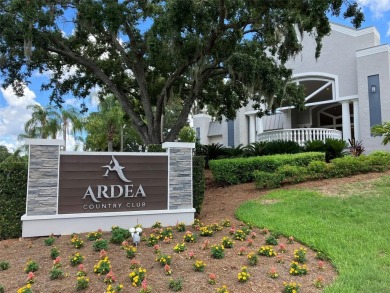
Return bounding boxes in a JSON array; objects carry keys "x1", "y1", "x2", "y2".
[
  {"x1": 26, "y1": 139, "x2": 64, "y2": 216},
  {"x1": 162, "y1": 142, "x2": 195, "y2": 210}
]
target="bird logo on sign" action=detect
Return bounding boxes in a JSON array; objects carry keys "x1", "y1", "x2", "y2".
[{"x1": 102, "y1": 155, "x2": 131, "y2": 182}]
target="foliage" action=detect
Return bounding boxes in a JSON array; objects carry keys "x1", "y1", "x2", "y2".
[
  {"x1": 16, "y1": 284, "x2": 32, "y2": 293},
  {"x1": 293, "y1": 248, "x2": 307, "y2": 263},
  {"x1": 0, "y1": 285, "x2": 3, "y2": 293},
  {"x1": 173, "y1": 242, "x2": 187, "y2": 253},
  {"x1": 24, "y1": 261, "x2": 39, "y2": 273},
  {"x1": 348, "y1": 139, "x2": 365, "y2": 157},
  {"x1": 233, "y1": 229, "x2": 247, "y2": 241},
  {"x1": 70, "y1": 235, "x2": 85, "y2": 248},
  {"x1": 193, "y1": 260, "x2": 206, "y2": 272},
  {"x1": 183, "y1": 231, "x2": 197, "y2": 243},
  {"x1": 254, "y1": 171, "x2": 284, "y2": 189},
  {"x1": 224, "y1": 144, "x2": 246, "y2": 158},
  {"x1": 44, "y1": 236, "x2": 56, "y2": 246},
  {"x1": 237, "y1": 266, "x2": 250, "y2": 283},
  {"x1": 22, "y1": 104, "x2": 61, "y2": 139},
  {"x1": 265, "y1": 235, "x2": 278, "y2": 245},
  {"x1": 289, "y1": 261, "x2": 308, "y2": 275},
  {"x1": 155, "y1": 254, "x2": 172, "y2": 266},
  {"x1": 0, "y1": 1, "x2": 363, "y2": 144},
  {"x1": 247, "y1": 252, "x2": 258, "y2": 266},
  {"x1": 76, "y1": 276, "x2": 90, "y2": 290},
  {"x1": 69, "y1": 252, "x2": 84, "y2": 266},
  {"x1": 125, "y1": 246, "x2": 137, "y2": 259},
  {"x1": 243, "y1": 141, "x2": 268, "y2": 157},
  {"x1": 93, "y1": 239, "x2": 109, "y2": 251},
  {"x1": 210, "y1": 152, "x2": 325, "y2": 185},
  {"x1": 258, "y1": 246, "x2": 277, "y2": 257},
  {"x1": 199, "y1": 226, "x2": 214, "y2": 237},
  {"x1": 306, "y1": 160, "x2": 328, "y2": 179},
  {"x1": 129, "y1": 267, "x2": 146, "y2": 287},
  {"x1": 324, "y1": 138, "x2": 348, "y2": 162},
  {"x1": 371, "y1": 122, "x2": 390, "y2": 145},
  {"x1": 221, "y1": 237, "x2": 234, "y2": 248},
  {"x1": 263, "y1": 140, "x2": 302, "y2": 155},
  {"x1": 147, "y1": 144, "x2": 165, "y2": 152},
  {"x1": 168, "y1": 278, "x2": 183, "y2": 292},
  {"x1": 94, "y1": 257, "x2": 111, "y2": 275},
  {"x1": 210, "y1": 244, "x2": 225, "y2": 259},
  {"x1": 87, "y1": 230, "x2": 103, "y2": 241},
  {"x1": 283, "y1": 282, "x2": 301, "y2": 293},
  {"x1": 197, "y1": 143, "x2": 227, "y2": 168},
  {"x1": 49, "y1": 267, "x2": 64, "y2": 280},
  {"x1": 276, "y1": 165, "x2": 306, "y2": 183},
  {"x1": 176, "y1": 222, "x2": 186, "y2": 232},
  {"x1": 0, "y1": 156, "x2": 27, "y2": 239},
  {"x1": 110, "y1": 226, "x2": 131, "y2": 244},
  {"x1": 178, "y1": 126, "x2": 197, "y2": 143},
  {"x1": 0, "y1": 261, "x2": 9, "y2": 271},
  {"x1": 0, "y1": 146, "x2": 11, "y2": 163},
  {"x1": 304, "y1": 140, "x2": 325, "y2": 152},
  {"x1": 50, "y1": 247, "x2": 60, "y2": 260},
  {"x1": 192, "y1": 155, "x2": 205, "y2": 215}
]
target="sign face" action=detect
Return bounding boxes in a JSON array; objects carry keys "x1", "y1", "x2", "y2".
[{"x1": 58, "y1": 154, "x2": 168, "y2": 214}]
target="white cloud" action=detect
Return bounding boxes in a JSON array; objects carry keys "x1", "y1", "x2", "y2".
[
  {"x1": 387, "y1": 21, "x2": 390, "y2": 36},
  {"x1": 0, "y1": 85, "x2": 38, "y2": 152},
  {"x1": 359, "y1": 0, "x2": 390, "y2": 17}
]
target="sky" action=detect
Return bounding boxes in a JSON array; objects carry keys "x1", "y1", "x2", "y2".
[{"x1": 1, "y1": 0, "x2": 390, "y2": 152}]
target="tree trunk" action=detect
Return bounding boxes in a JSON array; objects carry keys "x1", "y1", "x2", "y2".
[{"x1": 108, "y1": 140, "x2": 113, "y2": 152}]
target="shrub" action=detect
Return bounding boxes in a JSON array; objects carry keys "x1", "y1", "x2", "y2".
[
  {"x1": 243, "y1": 141, "x2": 267, "y2": 157},
  {"x1": 178, "y1": 126, "x2": 197, "y2": 143},
  {"x1": 263, "y1": 140, "x2": 302, "y2": 155},
  {"x1": 325, "y1": 138, "x2": 348, "y2": 162},
  {"x1": 110, "y1": 226, "x2": 130, "y2": 244},
  {"x1": 254, "y1": 171, "x2": 284, "y2": 189},
  {"x1": 224, "y1": 144, "x2": 245, "y2": 158},
  {"x1": 93, "y1": 239, "x2": 109, "y2": 251},
  {"x1": 168, "y1": 278, "x2": 183, "y2": 291},
  {"x1": 277, "y1": 165, "x2": 306, "y2": 183},
  {"x1": 210, "y1": 152, "x2": 324, "y2": 185},
  {"x1": 348, "y1": 139, "x2": 365, "y2": 157},
  {"x1": 192, "y1": 155, "x2": 205, "y2": 215},
  {"x1": 50, "y1": 247, "x2": 60, "y2": 260},
  {"x1": 304, "y1": 139, "x2": 326, "y2": 152},
  {"x1": 0, "y1": 261, "x2": 9, "y2": 270},
  {"x1": 44, "y1": 236, "x2": 56, "y2": 246},
  {"x1": 0, "y1": 158, "x2": 27, "y2": 239},
  {"x1": 197, "y1": 143, "x2": 227, "y2": 168},
  {"x1": 306, "y1": 160, "x2": 328, "y2": 179}
]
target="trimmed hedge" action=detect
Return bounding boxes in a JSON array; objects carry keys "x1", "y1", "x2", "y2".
[
  {"x1": 193, "y1": 155, "x2": 205, "y2": 215},
  {"x1": 254, "y1": 152, "x2": 390, "y2": 189},
  {"x1": 0, "y1": 159, "x2": 28, "y2": 240},
  {"x1": 209, "y1": 152, "x2": 325, "y2": 185}
]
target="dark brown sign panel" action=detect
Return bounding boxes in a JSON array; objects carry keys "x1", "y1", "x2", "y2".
[{"x1": 58, "y1": 154, "x2": 168, "y2": 214}]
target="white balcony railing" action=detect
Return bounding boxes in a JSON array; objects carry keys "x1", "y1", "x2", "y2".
[{"x1": 257, "y1": 128, "x2": 343, "y2": 146}]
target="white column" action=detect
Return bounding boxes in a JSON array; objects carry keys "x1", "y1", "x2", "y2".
[
  {"x1": 341, "y1": 101, "x2": 351, "y2": 142},
  {"x1": 353, "y1": 100, "x2": 360, "y2": 141},
  {"x1": 249, "y1": 115, "x2": 256, "y2": 143},
  {"x1": 256, "y1": 117, "x2": 264, "y2": 134}
]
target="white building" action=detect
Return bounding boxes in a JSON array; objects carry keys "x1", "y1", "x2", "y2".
[{"x1": 193, "y1": 23, "x2": 390, "y2": 153}]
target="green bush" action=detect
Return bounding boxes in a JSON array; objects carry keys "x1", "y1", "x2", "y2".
[
  {"x1": 197, "y1": 143, "x2": 227, "y2": 168},
  {"x1": 325, "y1": 138, "x2": 348, "y2": 162},
  {"x1": 243, "y1": 141, "x2": 267, "y2": 157},
  {"x1": 307, "y1": 160, "x2": 328, "y2": 179},
  {"x1": 263, "y1": 140, "x2": 302, "y2": 155},
  {"x1": 304, "y1": 140, "x2": 325, "y2": 152},
  {"x1": 178, "y1": 126, "x2": 197, "y2": 143},
  {"x1": 254, "y1": 171, "x2": 284, "y2": 189},
  {"x1": 192, "y1": 155, "x2": 205, "y2": 215},
  {"x1": 277, "y1": 165, "x2": 307, "y2": 183},
  {"x1": 147, "y1": 144, "x2": 165, "y2": 152},
  {"x1": 0, "y1": 157, "x2": 28, "y2": 240},
  {"x1": 210, "y1": 152, "x2": 325, "y2": 185},
  {"x1": 110, "y1": 226, "x2": 130, "y2": 244}
]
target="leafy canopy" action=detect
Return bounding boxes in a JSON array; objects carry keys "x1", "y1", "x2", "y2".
[{"x1": 0, "y1": 0, "x2": 363, "y2": 144}]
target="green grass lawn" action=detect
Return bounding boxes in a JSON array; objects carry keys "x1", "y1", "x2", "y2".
[{"x1": 235, "y1": 175, "x2": 390, "y2": 293}]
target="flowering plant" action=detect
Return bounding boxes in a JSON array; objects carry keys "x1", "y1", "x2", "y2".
[
  {"x1": 105, "y1": 284, "x2": 123, "y2": 293},
  {"x1": 94, "y1": 257, "x2": 112, "y2": 275},
  {"x1": 237, "y1": 266, "x2": 250, "y2": 283},
  {"x1": 87, "y1": 229, "x2": 103, "y2": 241},
  {"x1": 216, "y1": 285, "x2": 229, "y2": 293},
  {"x1": 233, "y1": 229, "x2": 246, "y2": 241},
  {"x1": 188, "y1": 250, "x2": 195, "y2": 259},
  {"x1": 260, "y1": 228, "x2": 269, "y2": 235},
  {"x1": 265, "y1": 235, "x2": 278, "y2": 245},
  {"x1": 318, "y1": 260, "x2": 325, "y2": 270},
  {"x1": 183, "y1": 231, "x2": 197, "y2": 243},
  {"x1": 283, "y1": 281, "x2": 300, "y2": 293},
  {"x1": 153, "y1": 244, "x2": 161, "y2": 254},
  {"x1": 201, "y1": 239, "x2": 210, "y2": 250},
  {"x1": 24, "y1": 260, "x2": 39, "y2": 273},
  {"x1": 70, "y1": 252, "x2": 84, "y2": 266},
  {"x1": 193, "y1": 260, "x2": 206, "y2": 272},
  {"x1": 155, "y1": 254, "x2": 172, "y2": 266},
  {"x1": 76, "y1": 276, "x2": 90, "y2": 290},
  {"x1": 210, "y1": 244, "x2": 225, "y2": 259},
  {"x1": 164, "y1": 264, "x2": 172, "y2": 275},
  {"x1": 238, "y1": 246, "x2": 246, "y2": 256},
  {"x1": 200, "y1": 226, "x2": 214, "y2": 236},
  {"x1": 221, "y1": 237, "x2": 234, "y2": 248},
  {"x1": 209, "y1": 223, "x2": 223, "y2": 232},
  {"x1": 314, "y1": 276, "x2": 325, "y2": 288},
  {"x1": 76, "y1": 264, "x2": 87, "y2": 277},
  {"x1": 258, "y1": 246, "x2": 277, "y2": 257},
  {"x1": 147, "y1": 234, "x2": 159, "y2": 247},
  {"x1": 17, "y1": 284, "x2": 32, "y2": 293},
  {"x1": 130, "y1": 259, "x2": 141, "y2": 269},
  {"x1": 268, "y1": 267, "x2": 279, "y2": 279},
  {"x1": 279, "y1": 243, "x2": 286, "y2": 253},
  {"x1": 26, "y1": 272, "x2": 35, "y2": 284},
  {"x1": 50, "y1": 247, "x2": 60, "y2": 260},
  {"x1": 104, "y1": 270, "x2": 117, "y2": 283},
  {"x1": 159, "y1": 227, "x2": 173, "y2": 240},
  {"x1": 100, "y1": 249, "x2": 108, "y2": 259},
  {"x1": 70, "y1": 235, "x2": 84, "y2": 249},
  {"x1": 247, "y1": 252, "x2": 258, "y2": 266},
  {"x1": 287, "y1": 236, "x2": 295, "y2": 244},
  {"x1": 125, "y1": 245, "x2": 137, "y2": 259},
  {"x1": 151, "y1": 221, "x2": 162, "y2": 229},
  {"x1": 208, "y1": 273, "x2": 216, "y2": 285},
  {"x1": 44, "y1": 236, "x2": 56, "y2": 246},
  {"x1": 289, "y1": 261, "x2": 308, "y2": 276},
  {"x1": 220, "y1": 219, "x2": 231, "y2": 227},
  {"x1": 173, "y1": 242, "x2": 187, "y2": 253},
  {"x1": 247, "y1": 238, "x2": 253, "y2": 246},
  {"x1": 129, "y1": 267, "x2": 147, "y2": 287},
  {"x1": 176, "y1": 222, "x2": 186, "y2": 232},
  {"x1": 294, "y1": 247, "x2": 307, "y2": 263}
]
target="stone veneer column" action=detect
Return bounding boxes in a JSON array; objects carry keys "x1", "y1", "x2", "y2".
[
  {"x1": 162, "y1": 142, "x2": 195, "y2": 210},
  {"x1": 26, "y1": 139, "x2": 64, "y2": 216}
]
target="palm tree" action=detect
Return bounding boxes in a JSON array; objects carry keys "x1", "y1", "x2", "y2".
[
  {"x1": 24, "y1": 104, "x2": 61, "y2": 139},
  {"x1": 59, "y1": 106, "x2": 84, "y2": 151}
]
